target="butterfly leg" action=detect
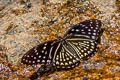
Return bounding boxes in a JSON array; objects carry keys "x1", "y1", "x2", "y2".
[{"x1": 29, "y1": 64, "x2": 55, "y2": 80}]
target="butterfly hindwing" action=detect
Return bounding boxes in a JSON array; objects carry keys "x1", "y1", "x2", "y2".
[
  {"x1": 52, "y1": 42, "x2": 80, "y2": 69},
  {"x1": 65, "y1": 19, "x2": 102, "y2": 41},
  {"x1": 21, "y1": 40, "x2": 59, "y2": 65},
  {"x1": 66, "y1": 36, "x2": 97, "y2": 60},
  {"x1": 52, "y1": 36, "x2": 97, "y2": 69}
]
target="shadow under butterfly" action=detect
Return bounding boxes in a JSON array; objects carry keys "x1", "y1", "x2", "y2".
[{"x1": 21, "y1": 19, "x2": 104, "y2": 80}]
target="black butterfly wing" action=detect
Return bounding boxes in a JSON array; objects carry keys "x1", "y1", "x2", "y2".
[
  {"x1": 21, "y1": 40, "x2": 59, "y2": 65},
  {"x1": 65, "y1": 19, "x2": 102, "y2": 41}
]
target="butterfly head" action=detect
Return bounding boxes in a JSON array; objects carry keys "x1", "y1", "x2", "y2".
[{"x1": 57, "y1": 35, "x2": 67, "y2": 45}]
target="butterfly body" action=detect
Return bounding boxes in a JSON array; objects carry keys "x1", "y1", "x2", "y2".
[{"x1": 21, "y1": 19, "x2": 103, "y2": 79}]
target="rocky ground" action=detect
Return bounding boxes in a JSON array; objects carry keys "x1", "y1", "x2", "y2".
[{"x1": 0, "y1": 0, "x2": 120, "y2": 80}]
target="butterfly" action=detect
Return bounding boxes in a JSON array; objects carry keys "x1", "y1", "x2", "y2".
[{"x1": 21, "y1": 19, "x2": 103, "y2": 79}]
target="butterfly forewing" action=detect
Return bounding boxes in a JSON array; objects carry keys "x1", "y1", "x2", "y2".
[
  {"x1": 21, "y1": 40, "x2": 59, "y2": 65},
  {"x1": 65, "y1": 19, "x2": 102, "y2": 41}
]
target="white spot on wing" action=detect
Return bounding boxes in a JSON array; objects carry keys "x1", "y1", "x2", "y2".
[
  {"x1": 93, "y1": 33, "x2": 96, "y2": 35},
  {"x1": 34, "y1": 57, "x2": 36, "y2": 59},
  {"x1": 36, "y1": 52, "x2": 39, "y2": 55},
  {"x1": 71, "y1": 29, "x2": 74, "y2": 31},
  {"x1": 43, "y1": 46, "x2": 46, "y2": 49},
  {"x1": 84, "y1": 48, "x2": 87, "y2": 50},
  {"x1": 90, "y1": 21, "x2": 93, "y2": 24},
  {"x1": 47, "y1": 60, "x2": 51, "y2": 63},
  {"x1": 61, "y1": 63, "x2": 64, "y2": 65},
  {"x1": 81, "y1": 55, "x2": 83, "y2": 57},
  {"x1": 56, "y1": 61, "x2": 59, "y2": 64},
  {"x1": 88, "y1": 32, "x2": 91, "y2": 34},
  {"x1": 81, "y1": 50, "x2": 84, "y2": 52},
  {"x1": 89, "y1": 24, "x2": 92, "y2": 26},
  {"x1": 45, "y1": 51, "x2": 47, "y2": 55},
  {"x1": 42, "y1": 60, "x2": 45, "y2": 63},
  {"x1": 35, "y1": 50, "x2": 37, "y2": 53},
  {"x1": 34, "y1": 47, "x2": 37, "y2": 53},
  {"x1": 72, "y1": 65, "x2": 74, "y2": 67},
  {"x1": 33, "y1": 61, "x2": 35, "y2": 63},
  {"x1": 84, "y1": 53, "x2": 87, "y2": 56},
  {"x1": 65, "y1": 63, "x2": 68, "y2": 65},
  {"x1": 82, "y1": 24, "x2": 85, "y2": 27},
  {"x1": 88, "y1": 29, "x2": 91, "y2": 31},
  {"x1": 92, "y1": 36, "x2": 95, "y2": 39},
  {"x1": 81, "y1": 29, "x2": 84, "y2": 31},
  {"x1": 96, "y1": 24, "x2": 99, "y2": 27},
  {"x1": 93, "y1": 30, "x2": 96, "y2": 32},
  {"x1": 88, "y1": 51, "x2": 91, "y2": 54},
  {"x1": 56, "y1": 57, "x2": 59, "y2": 60},
  {"x1": 91, "y1": 27, "x2": 93, "y2": 29},
  {"x1": 44, "y1": 43, "x2": 47, "y2": 46},
  {"x1": 29, "y1": 61, "x2": 31, "y2": 63},
  {"x1": 67, "y1": 58, "x2": 69, "y2": 60},
  {"x1": 91, "y1": 43, "x2": 94, "y2": 45},
  {"x1": 42, "y1": 50, "x2": 44, "y2": 53},
  {"x1": 38, "y1": 56, "x2": 41, "y2": 58},
  {"x1": 37, "y1": 60, "x2": 40, "y2": 62},
  {"x1": 90, "y1": 49, "x2": 93, "y2": 51},
  {"x1": 76, "y1": 29, "x2": 79, "y2": 31},
  {"x1": 96, "y1": 27, "x2": 98, "y2": 29},
  {"x1": 73, "y1": 60, "x2": 76, "y2": 63},
  {"x1": 43, "y1": 56, "x2": 46, "y2": 59},
  {"x1": 82, "y1": 32, "x2": 85, "y2": 34},
  {"x1": 69, "y1": 61, "x2": 72, "y2": 64}
]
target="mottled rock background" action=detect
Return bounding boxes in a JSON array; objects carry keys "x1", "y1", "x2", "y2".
[{"x1": 0, "y1": 0, "x2": 120, "y2": 80}]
